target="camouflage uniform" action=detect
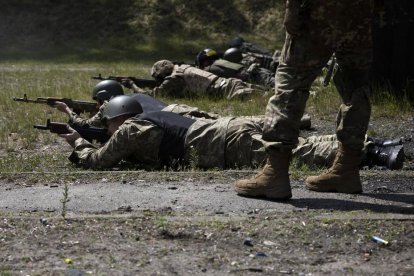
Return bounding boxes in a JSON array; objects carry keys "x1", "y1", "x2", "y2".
[
  {"x1": 263, "y1": 0, "x2": 373, "y2": 152},
  {"x1": 228, "y1": 37, "x2": 280, "y2": 72},
  {"x1": 69, "y1": 104, "x2": 106, "y2": 128},
  {"x1": 293, "y1": 134, "x2": 374, "y2": 168},
  {"x1": 68, "y1": 95, "x2": 219, "y2": 128},
  {"x1": 69, "y1": 115, "x2": 366, "y2": 170},
  {"x1": 240, "y1": 51, "x2": 281, "y2": 73},
  {"x1": 161, "y1": 104, "x2": 219, "y2": 120},
  {"x1": 203, "y1": 59, "x2": 275, "y2": 88},
  {"x1": 153, "y1": 64, "x2": 267, "y2": 100},
  {"x1": 236, "y1": 40, "x2": 273, "y2": 56}
]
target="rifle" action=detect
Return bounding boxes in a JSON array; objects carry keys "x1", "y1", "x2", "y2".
[
  {"x1": 92, "y1": 74, "x2": 157, "y2": 89},
  {"x1": 323, "y1": 55, "x2": 338, "y2": 87},
  {"x1": 34, "y1": 119, "x2": 109, "y2": 144},
  {"x1": 13, "y1": 94, "x2": 98, "y2": 115}
]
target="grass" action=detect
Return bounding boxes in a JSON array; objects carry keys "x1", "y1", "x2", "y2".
[{"x1": 0, "y1": 62, "x2": 412, "y2": 173}]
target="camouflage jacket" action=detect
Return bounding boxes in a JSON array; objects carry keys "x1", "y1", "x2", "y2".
[
  {"x1": 153, "y1": 64, "x2": 219, "y2": 98},
  {"x1": 69, "y1": 102, "x2": 107, "y2": 128}
]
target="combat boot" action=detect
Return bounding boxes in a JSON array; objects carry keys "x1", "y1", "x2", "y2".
[
  {"x1": 234, "y1": 149, "x2": 292, "y2": 200},
  {"x1": 364, "y1": 144, "x2": 405, "y2": 170},
  {"x1": 367, "y1": 136, "x2": 403, "y2": 147},
  {"x1": 305, "y1": 142, "x2": 362, "y2": 194}
]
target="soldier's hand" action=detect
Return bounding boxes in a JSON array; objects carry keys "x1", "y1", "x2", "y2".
[
  {"x1": 121, "y1": 78, "x2": 134, "y2": 89},
  {"x1": 59, "y1": 126, "x2": 81, "y2": 148},
  {"x1": 53, "y1": 101, "x2": 72, "y2": 115}
]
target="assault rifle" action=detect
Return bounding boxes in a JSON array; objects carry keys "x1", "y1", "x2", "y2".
[
  {"x1": 34, "y1": 119, "x2": 109, "y2": 144},
  {"x1": 92, "y1": 74, "x2": 157, "y2": 89},
  {"x1": 13, "y1": 94, "x2": 98, "y2": 115}
]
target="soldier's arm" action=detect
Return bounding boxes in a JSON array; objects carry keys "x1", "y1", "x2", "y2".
[
  {"x1": 153, "y1": 77, "x2": 186, "y2": 98},
  {"x1": 70, "y1": 119, "x2": 164, "y2": 169},
  {"x1": 68, "y1": 103, "x2": 106, "y2": 128}
]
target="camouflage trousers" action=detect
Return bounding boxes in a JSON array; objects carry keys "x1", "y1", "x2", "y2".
[
  {"x1": 185, "y1": 118, "x2": 369, "y2": 170},
  {"x1": 161, "y1": 104, "x2": 220, "y2": 120},
  {"x1": 293, "y1": 134, "x2": 372, "y2": 168},
  {"x1": 208, "y1": 77, "x2": 268, "y2": 100},
  {"x1": 263, "y1": 0, "x2": 373, "y2": 151},
  {"x1": 246, "y1": 64, "x2": 275, "y2": 88}
]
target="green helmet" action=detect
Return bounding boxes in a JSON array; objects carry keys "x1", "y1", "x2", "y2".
[
  {"x1": 102, "y1": 95, "x2": 143, "y2": 121},
  {"x1": 151, "y1": 60, "x2": 174, "y2": 80},
  {"x1": 92, "y1": 80, "x2": 124, "y2": 101}
]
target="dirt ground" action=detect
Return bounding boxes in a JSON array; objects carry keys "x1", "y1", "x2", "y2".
[{"x1": 0, "y1": 116, "x2": 413, "y2": 275}]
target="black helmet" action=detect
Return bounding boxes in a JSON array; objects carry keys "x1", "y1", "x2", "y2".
[
  {"x1": 223, "y1": 47, "x2": 243, "y2": 63},
  {"x1": 195, "y1": 48, "x2": 219, "y2": 68},
  {"x1": 92, "y1": 80, "x2": 124, "y2": 101},
  {"x1": 229, "y1": 36, "x2": 245, "y2": 48},
  {"x1": 102, "y1": 95, "x2": 143, "y2": 121}
]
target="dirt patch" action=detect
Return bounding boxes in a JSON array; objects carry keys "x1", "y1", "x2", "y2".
[{"x1": 0, "y1": 210, "x2": 413, "y2": 275}]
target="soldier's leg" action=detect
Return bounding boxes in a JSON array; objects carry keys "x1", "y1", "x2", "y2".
[
  {"x1": 162, "y1": 104, "x2": 220, "y2": 120},
  {"x1": 223, "y1": 118, "x2": 266, "y2": 169},
  {"x1": 239, "y1": 114, "x2": 311, "y2": 130},
  {"x1": 212, "y1": 77, "x2": 267, "y2": 100},
  {"x1": 235, "y1": 31, "x2": 332, "y2": 199},
  {"x1": 305, "y1": 1, "x2": 373, "y2": 193},
  {"x1": 247, "y1": 65, "x2": 275, "y2": 88},
  {"x1": 293, "y1": 135, "x2": 338, "y2": 168}
]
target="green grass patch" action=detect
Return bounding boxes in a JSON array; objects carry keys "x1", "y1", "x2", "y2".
[{"x1": 371, "y1": 87, "x2": 413, "y2": 118}]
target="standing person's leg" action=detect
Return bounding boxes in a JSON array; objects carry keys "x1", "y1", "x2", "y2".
[
  {"x1": 234, "y1": 20, "x2": 332, "y2": 199},
  {"x1": 305, "y1": 0, "x2": 373, "y2": 193}
]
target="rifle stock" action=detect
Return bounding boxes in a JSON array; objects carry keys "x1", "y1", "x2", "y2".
[
  {"x1": 34, "y1": 119, "x2": 109, "y2": 143},
  {"x1": 13, "y1": 94, "x2": 98, "y2": 115},
  {"x1": 92, "y1": 74, "x2": 157, "y2": 89}
]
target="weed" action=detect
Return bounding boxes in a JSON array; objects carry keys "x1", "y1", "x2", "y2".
[
  {"x1": 154, "y1": 216, "x2": 168, "y2": 230},
  {"x1": 289, "y1": 157, "x2": 324, "y2": 180},
  {"x1": 307, "y1": 80, "x2": 342, "y2": 118},
  {"x1": 188, "y1": 146, "x2": 199, "y2": 171},
  {"x1": 0, "y1": 266, "x2": 12, "y2": 276},
  {"x1": 60, "y1": 182, "x2": 70, "y2": 219},
  {"x1": 371, "y1": 87, "x2": 413, "y2": 117}
]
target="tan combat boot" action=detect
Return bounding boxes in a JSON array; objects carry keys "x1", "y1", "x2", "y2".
[
  {"x1": 234, "y1": 149, "x2": 292, "y2": 200},
  {"x1": 305, "y1": 142, "x2": 362, "y2": 193}
]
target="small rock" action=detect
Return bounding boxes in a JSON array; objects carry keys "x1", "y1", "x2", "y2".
[
  {"x1": 263, "y1": 240, "x2": 276, "y2": 246},
  {"x1": 256, "y1": 252, "x2": 267, "y2": 257},
  {"x1": 244, "y1": 237, "x2": 253, "y2": 247},
  {"x1": 118, "y1": 205, "x2": 132, "y2": 212}
]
